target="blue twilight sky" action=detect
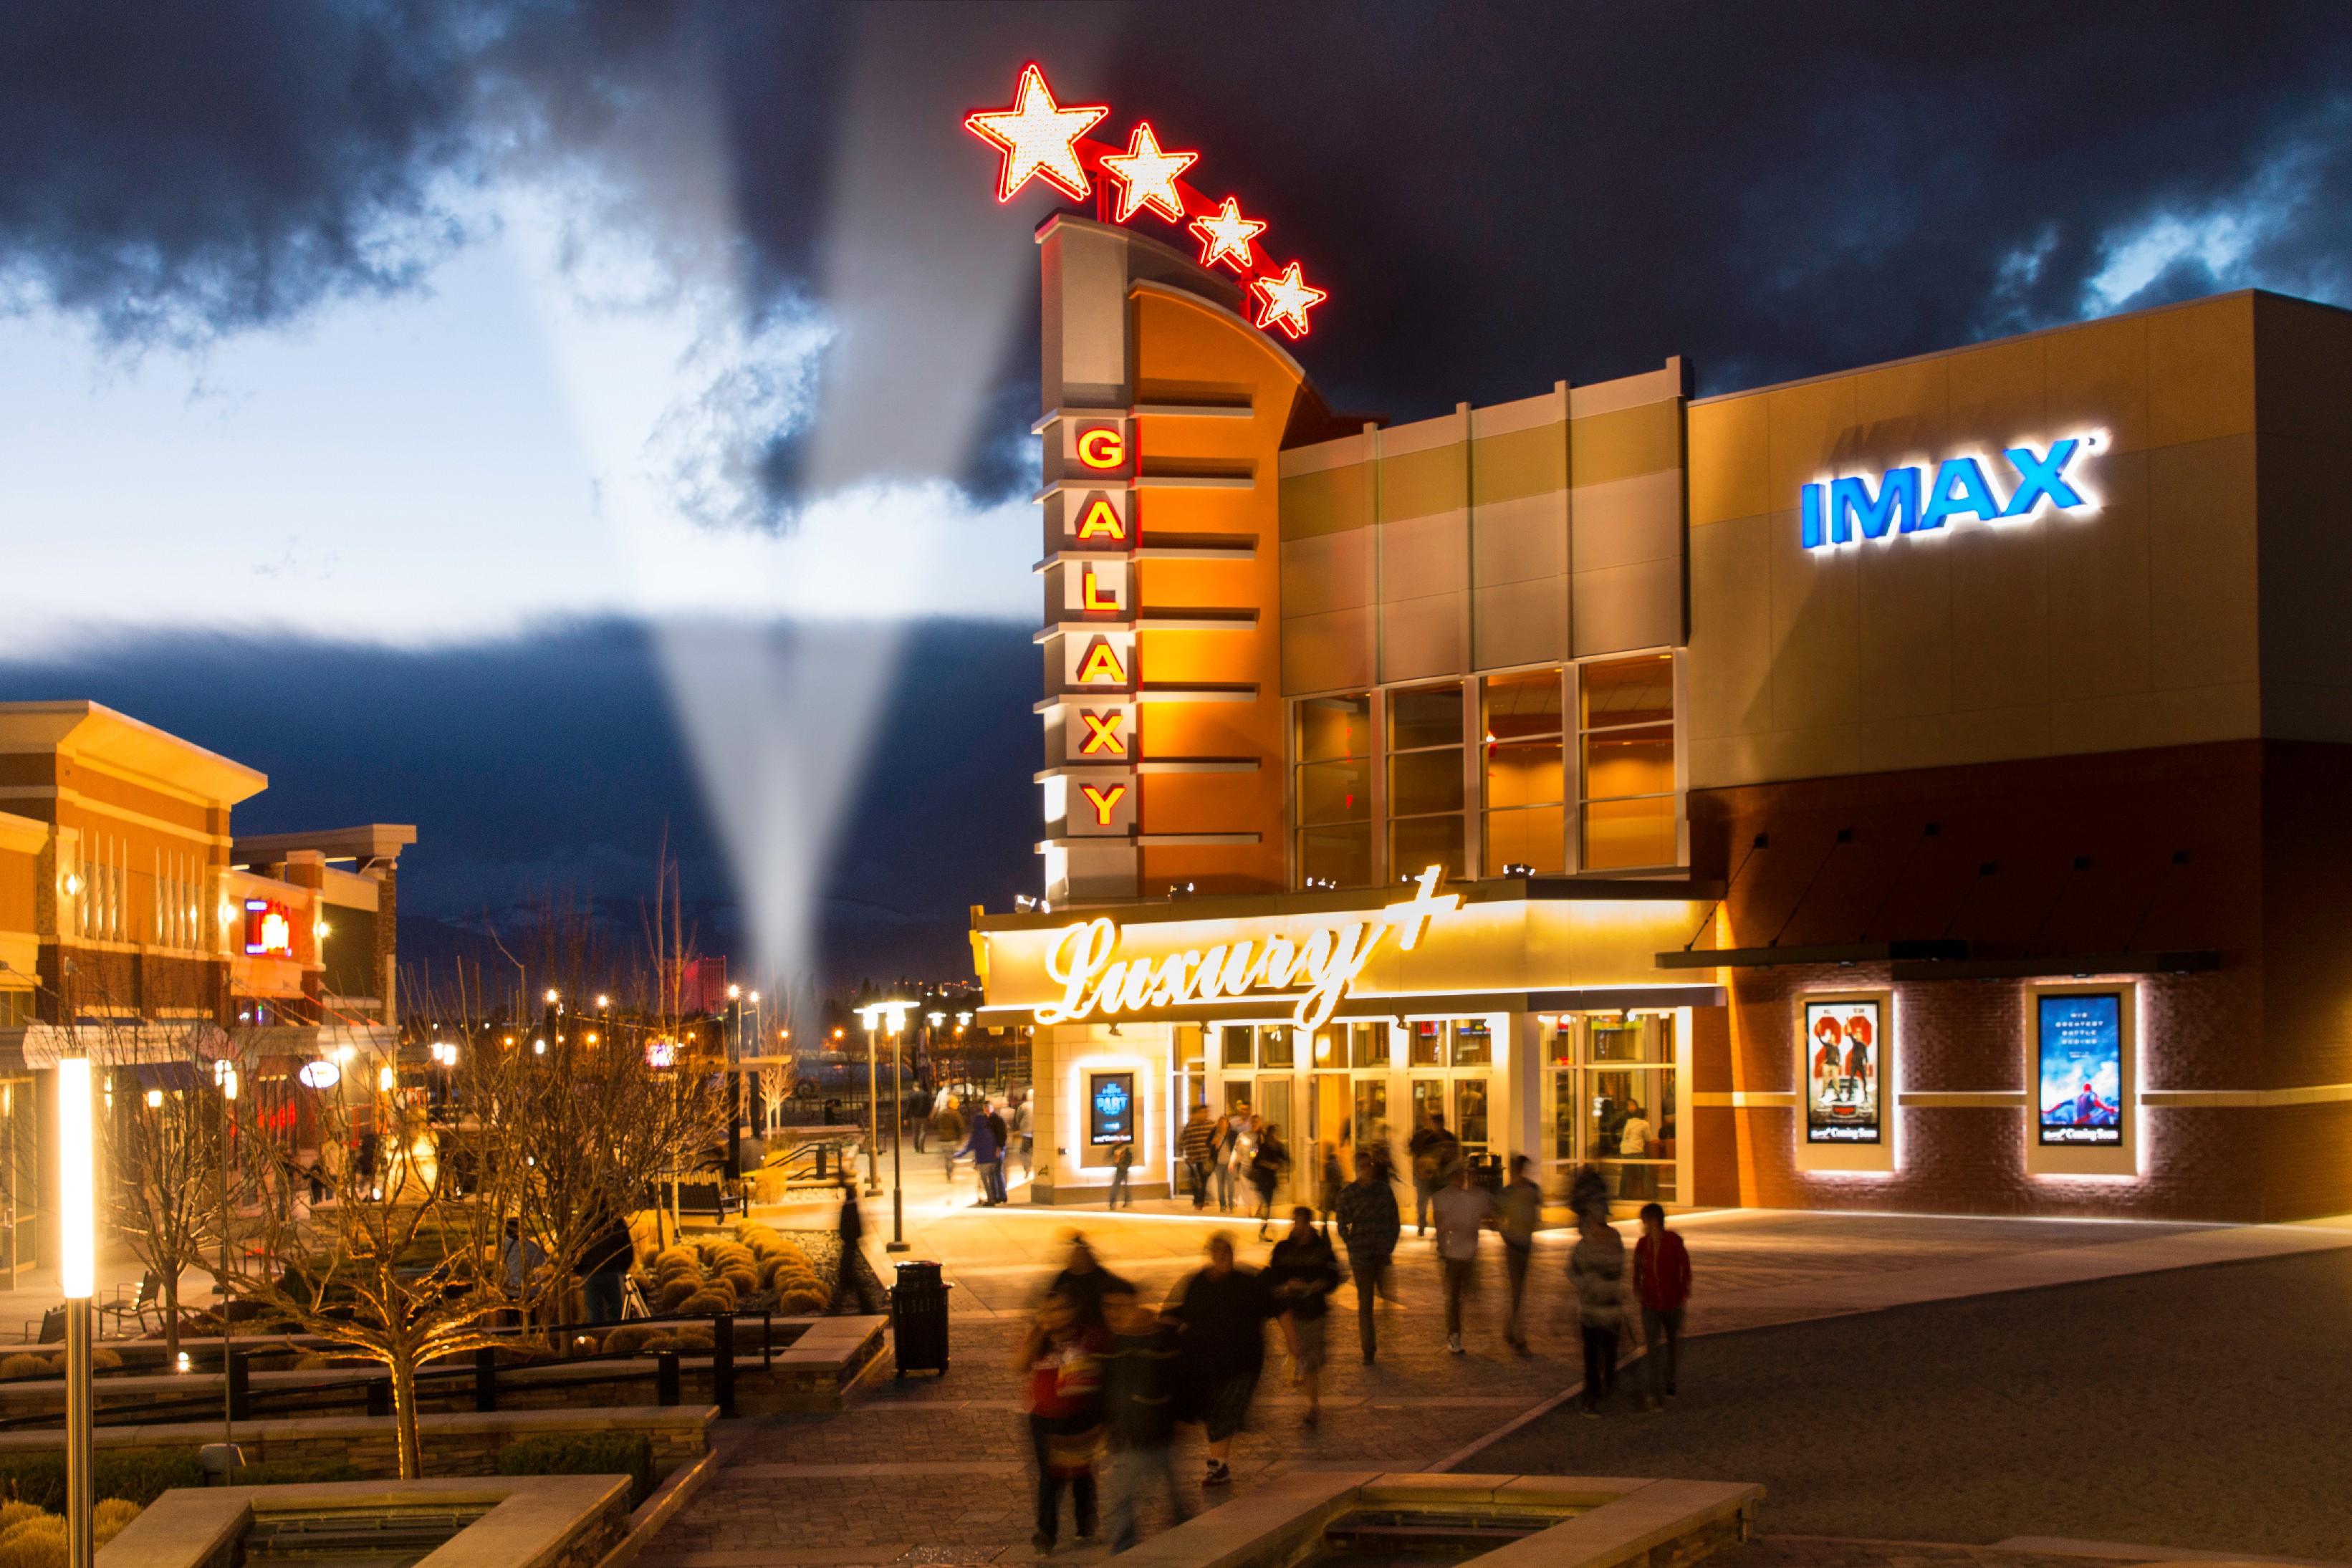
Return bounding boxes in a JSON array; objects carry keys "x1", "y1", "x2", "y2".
[{"x1": 8, "y1": 2, "x2": 2352, "y2": 989}]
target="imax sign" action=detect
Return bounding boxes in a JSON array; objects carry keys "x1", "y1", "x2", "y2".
[{"x1": 1801, "y1": 435, "x2": 2101, "y2": 549}]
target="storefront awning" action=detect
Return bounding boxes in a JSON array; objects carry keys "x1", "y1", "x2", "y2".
[{"x1": 18, "y1": 1021, "x2": 233, "y2": 1069}]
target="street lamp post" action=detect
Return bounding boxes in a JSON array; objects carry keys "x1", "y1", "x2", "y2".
[
  {"x1": 858, "y1": 1003, "x2": 913, "y2": 1243},
  {"x1": 860, "y1": 1009, "x2": 882, "y2": 1196},
  {"x1": 887, "y1": 1011, "x2": 909, "y2": 1253},
  {"x1": 212, "y1": 1057, "x2": 240, "y2": 1451},
  {"x1": 59, "y1": 1054, "x2": 95, "y2": 1568}
]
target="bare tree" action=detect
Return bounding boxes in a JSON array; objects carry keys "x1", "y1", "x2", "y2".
[
  {"x1": 225, "y1": 941, "x2": 728, "y2": 1478},
  {"x1": 106, "y1": 1037, "x2": 222, "y2": 1360}
]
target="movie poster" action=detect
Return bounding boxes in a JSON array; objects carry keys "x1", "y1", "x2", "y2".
[
  {"x1": 1804, "y1": 1000, "x2": 1881, "y2": 1144},
  {"x1": 2038, "y1": 994, "x2": 2123, "y2": 1146},
  {"x1": 1089, "y1": 1072, "x2": 1136, "y2": 1147}
]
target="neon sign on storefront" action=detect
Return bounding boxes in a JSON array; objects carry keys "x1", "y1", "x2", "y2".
[{"x1": 1035, "y1": 868, "x2": 1460, "y2": 1031}]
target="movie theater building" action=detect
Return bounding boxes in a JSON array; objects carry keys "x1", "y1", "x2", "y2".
[{"x1": 970, "y1": 208, "x2": 2352, "y2": 1225}]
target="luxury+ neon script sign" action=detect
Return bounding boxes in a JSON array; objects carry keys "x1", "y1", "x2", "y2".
[
  {"x1": 1801, "y1": 435, "x2": 2102, "y2": 549},
  {"x1": 1035, "y1": 868, "x2": 1460, "y2": 1031},
  {"x1": 963, "y1": 63, "x2": 1328, "y2": 340}
]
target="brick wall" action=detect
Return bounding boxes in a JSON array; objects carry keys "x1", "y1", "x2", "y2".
[{"x1": 1682, "y1": 740, "x2": 2352, "y2": 1222}]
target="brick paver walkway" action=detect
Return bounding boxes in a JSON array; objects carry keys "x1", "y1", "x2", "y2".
[{"x1": 635, "y1": 1192, "x2": 2352, "y2": 1568}]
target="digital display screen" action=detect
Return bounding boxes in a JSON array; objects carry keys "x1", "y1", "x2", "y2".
[
  {"x1": 1804, "y1": 1000, "x2": 1882, "y2": 1145},
  {"x1": 2038, "y1": 994, "x2": 2123, "y2": 1146},
  {"x1": 1089, "y1": 1072, "x2": 1135, "y2": 1148}
]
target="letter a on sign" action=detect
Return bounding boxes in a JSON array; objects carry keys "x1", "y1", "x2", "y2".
[
  {"x1": 1077, "y1": 640, "x2": 1127, "y2": 685},
  {"x1": 1075, "y1": 496, "x2": 1126, "y2": 542}
]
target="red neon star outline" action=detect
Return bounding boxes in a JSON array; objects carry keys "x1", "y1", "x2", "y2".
[
  {"x1": 1252, "y1": 260, "x2": 1328, "y2": 340},
  {"x1": 1189, "y1": 196, "x2": 1267, "y2": 272},
  {"x1": 1099, "y1": 121, "x2": 1198, "y2": 224},
  {"x1": 963, "y1": 63, "x2": 1109, "y2": 204}
]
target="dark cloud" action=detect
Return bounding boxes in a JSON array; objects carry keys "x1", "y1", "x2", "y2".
[
  {"x1": 16, "y1": 3, "x2": 2352, "y2": 433},
  {"x1": 0, "y1": 620, "x2": 1037, "y2": 986},
  {"x1": 0, "y1": 0, "x2": 484, "y2": 348}
]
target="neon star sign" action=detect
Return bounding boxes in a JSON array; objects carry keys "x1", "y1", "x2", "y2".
[
  {"x1": 1100, "y1": 122, "x2": 1196, "y2": 223},
  {"x1": 1190, "y1": 196, "x2": 1267, "y2": 271},
  {"x1": 963, "y1": 63, "x2": 1108, "y2": 203},
  {"x1": 1252, "y1": 261, "x2": 1328, "y2": 342},
  {"x1": 964, "y1": 62, "x2": 1330, "y2": 339}
]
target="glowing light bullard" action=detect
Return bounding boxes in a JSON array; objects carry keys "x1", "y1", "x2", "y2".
[{"x1": 964, "y1": 62, "x2": 1328, "y2": 339}]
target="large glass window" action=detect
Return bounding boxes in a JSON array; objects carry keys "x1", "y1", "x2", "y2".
[
  {"x1": 1579, "y1": 655, "x2": 1678, "y2": 871},
  {"x1": 1388, "y1": 683, "x2": 1465, "y2": 880},
  {"x1": 1482, "y1": 669, "x2": 1565, "y2": 875},
  {"x1": 1221, "y1": 1026, "x2": 1254, "y2": 1068},
  {"x1": 1347, "y1": 1023, "x2": 1389, "y2": 1069},
  {"x1": 1297, "y1": 693, "x2": 1373, "y2": 888},
  {"x1": 1257, "y1": 1026, "x2": 1295, "y2": 1069}
]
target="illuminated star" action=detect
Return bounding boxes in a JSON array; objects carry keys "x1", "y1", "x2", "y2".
[
  {"x1": 1251, "y1": 260, "x2": 1328, "y2": 340},
  {"x1": 964, "y1": 63, "x2": 1109, "y2": 204},
  {"x1": 1099, "y1": 121, "x2": 1198, "y2": 224},
  {"x1": 1189, "y1": 196, "x2": 1267, "y2": 271}
]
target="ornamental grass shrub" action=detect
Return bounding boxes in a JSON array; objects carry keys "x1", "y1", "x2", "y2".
[{"x1": 0, "y1": 1449, "x2": 198, "y2": 1510}]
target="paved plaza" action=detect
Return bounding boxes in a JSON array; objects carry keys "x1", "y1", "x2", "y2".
[{"x1": 637, "y1": 1158, "x2": 2352, "y2": 1568}]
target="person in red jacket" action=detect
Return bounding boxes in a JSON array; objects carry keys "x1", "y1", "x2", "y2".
[{"x1": 1633, "y1": 1201, "x2": 1691, "y2": 1411}]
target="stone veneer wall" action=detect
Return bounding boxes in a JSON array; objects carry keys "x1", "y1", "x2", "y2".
[{"x1": 0, "y1": 1406, "x2": 714, "y2": 1482}]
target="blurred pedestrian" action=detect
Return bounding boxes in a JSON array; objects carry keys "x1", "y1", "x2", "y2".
[
  {"x1": 1430, "y1": 1161, "x2": 1493, "y2": 1356},
  {"x1": 1618, "y1": 1102, "x2": 1655, "y2": 1201},
  {"x1": 1249, "y1": 1122, "x2": 1288, "y2": 1240},
  {"x1": 1569, "y1": 1161, "x2": 1610, "y2": 1226},
  {"x1": 1335, "y1": 1150, "x2": 1399, "y2": 1364},
  {"x1": 833, "y1": 1179, "x2": 881, "y2": 1313},
  {"x1": 958, "y1": 1111, "x2": 1002, "y2": 1208},
  {"x1": 1180, "y1": 1105, "x2": 1217, "y2": 1210},
  {"x1": 1497, "y1": 1155, "x2": 1540, "y2": 1352},
  {"x1": 1216, "y1": 1104, "x2": 1251, "y2": 1212},
  {"x1": 933, "y1": 1096, "x2": 966, "y2": 1182},
  {"x1": 1633, "y1": 1201, "x2": 1691, "y2": 1410},
  {"x1": 1267, "y1": 1206, "x2": 1340, "y2": 1425},
  {"x1": 1165, "y1": 1233, "x2": 1272, "y2": 1488},
  {"x1": 1100, "y1": 1290, "x2": 1188, "y2": 1552},
  {"x1": 1015, "y1": 1092, "x2": 1036, "y2": 1178},
  {"x1": 1049, "y1": 1233, "x2": 1130, "y2": 1331},
  {"x1": 986, "y1": 1101, "x2": 1012, "y2": 1202},
  {"x1": 1317, "y1": 1142, "x2": 1345, "y2": 1232},
  {"x1": 1109, "y1": 1140, "x2": 1133, "y2": 1209},
  {"x1": 1569, "y1": 1208, "x2": 1632, "y2": 1415},
  {"x1": 1014, "y1": 1290, "x2": 1108, "y2": 1552},
  {"x1": 1408, "y1": 1111, "x2": 1460, "y2": 1236},
  {"x1": 910, "y1": 1082, "x2": 935, "y2": 1154},
  {"x1": 576, "y1": 1199, "x2": 636, "y2": 1326},
  {"x1": 501, "y1": 1216, "x2": 544, "y2": 1298}
]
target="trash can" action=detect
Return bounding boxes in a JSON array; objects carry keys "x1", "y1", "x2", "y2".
[{"x1": 889, "y1": 1260, "x2": 951, "y2": 1377}]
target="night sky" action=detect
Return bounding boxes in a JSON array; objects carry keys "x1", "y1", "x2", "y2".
[{"x1": 6, "y1": 2, "x2": 2352, "y2": 991}]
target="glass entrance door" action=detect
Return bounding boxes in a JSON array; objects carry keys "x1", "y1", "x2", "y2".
[{"x1": 1583, "y1": 1016, "x2": 1676, "y2": 1204}]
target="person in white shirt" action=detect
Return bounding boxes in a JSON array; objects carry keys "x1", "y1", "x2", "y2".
[
  {"x1": 1617, "y1": 1105, "x2": 1655, "y2": 1201},
  {"x1": 1429, "y1": 1165, "x2": 1494, "y2": 1355},
  {"x1": 1015, "y1": 1095, "x2": 1035, "y2": 1178}
]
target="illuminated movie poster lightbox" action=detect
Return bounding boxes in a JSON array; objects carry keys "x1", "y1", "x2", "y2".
[
  {"x1": 1804, "y1": 1000, "x2": 1882, "y2": 1145},
  {"x1": 1089, "y1": 1072, "x2": 1136, "y2": 1148},
  {"x1": 2037, "y1": 993, "x2": 2123, "y2": 1147}
]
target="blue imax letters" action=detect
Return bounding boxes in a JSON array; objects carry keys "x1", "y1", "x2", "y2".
[{"x1": 1801, "y1": 438, "x2": 2091, "y2": 549}]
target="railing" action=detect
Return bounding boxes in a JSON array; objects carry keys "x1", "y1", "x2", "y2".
[{"x1": 0, "y1": 1309, "x2": 781, "y2": 1430}]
